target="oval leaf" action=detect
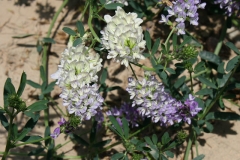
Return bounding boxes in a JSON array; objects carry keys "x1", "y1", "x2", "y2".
[{"x1": 62, "y1": 27, "x2": 77, "y2": 36}]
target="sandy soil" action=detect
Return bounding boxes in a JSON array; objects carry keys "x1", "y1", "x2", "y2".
[{"x1": 0, "y1": 1, "x2": 240, "y2": 160}]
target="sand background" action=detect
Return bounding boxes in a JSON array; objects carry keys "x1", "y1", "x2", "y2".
[{"x1": 0, "y1": 0, "x2": 240, "y2": 159}]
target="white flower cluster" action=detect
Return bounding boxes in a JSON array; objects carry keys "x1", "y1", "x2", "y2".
[
  {"x1": 51, "y1": 44, "x2": 103, "y2": 121},
  {"x1": 101, "y1": 7, "x2": 146, "y2": 67},
  {"x1": 106, "y1": 0, "x2": 128, "y2": 6}
]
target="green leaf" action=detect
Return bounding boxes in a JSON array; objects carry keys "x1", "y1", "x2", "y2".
[
  {"x1": 12, "y1": 34, "x2": 35, "y2": 39},
  {"x1": 219, "y1": 96, "x2": 225, "y2": 110},
  {"x1": 104, "y1": 3, "x2": 124, "y2": 10},
  {"x1": 204, "y1": 122, "x2": 213, "y2": 133},
  {"x1": 161, "y1": 132, "x2": 171, "y2": 145},
  {"x1": 62, "y1": 27, "x2": 77, "y2": 36},
  {"x1": 195, "y1": 88, "x2": 213, "y2": 98},
  {"x1": 0, "y1": 113, "x2": 9, "y2": 131},
  {"x1": 225, "y1": 41, "x2": 240, "y2": 55},
  {"x1": 45, "y1": 126, "x2": 51, "y2": 146},
  {"x1": 128, "y1": 0, "x2": 143, "y2": 12},
  {"x1": 70, "y1": 134, "x2": 89, "y2": 146},
  {"x1": 17, "y1": 72, "x2": 27, "y2": 96},
  {"x1": 145, "y1": 30, "x2": 151, "y2": 51},
  {"x1": 194, "y1": 61, "x2": 205, "y2": 73},
  {"x1": 198, "y1": 76, "x2": 217, "y2": 89},
  {"x1": 92, "y1": 139, "x2": 111, "y2": 148},
  {"x1": 73, "y1": 38, "x2": 82, "y2": 47},
  {"x1": 36, "y1": 44, "x2": 43, "y2": 53},
  {"x1": 226, "y1": 55, "x2": 239, "y2": 72},
  {"x1": 100, "y1": 68, "x2": 108, "y2": 84},
  {"x1": 217, "y1": 72, "x2": 231, "y2": 88},
  {"x1": 193, "y1": 126, "x2": 201, "y2": 135},
  {"x1": 27, "y1": 100, "x2": 48, "y2": 112},
  {"x1": 111, "y1": 153, "x2": 124, "y2": 160},
  {"x1": 160, "y1": 155, "x2": 168, "y2": 160},
  {"x1": 160, "y1": 70, "x2": 167, "y2": 79},
  {"x1": 206, "y1": 112, "x2": 240, "y2": 121},
  {"x1": 165, "y1": 141, "x2": 177, "y2": 150},
  {"x1": 16, "y1": 114, "x2": 40, "y2": 141},
  {"x1": 12, "y1": 123, "x2": 18, "y2": 140},
  {"x1": 122, "y1": 117, "x2": 129, "y2": 139},
  {"x1": 42, "y1": 81, "x2": 56, "y2": 95},
  {"x1": 152, "y1": 38, "x2": 160, "y2": 54},
  {"x1": 100, "y1": 0, "x2": 106, "y2": 4},
  {"x1": 40, "y1": 66, "x2": 46, "y2": 82},
  {"x1": 144, "y1": 136, "x2": 154, "y2": 146},
  {"x1": 4, "y1": 78, "x2": 16, "y2": 107},
  {"x1": 217, "y1": 62, "x2": 225, "y2": 74},
  {"x1": 179, "y1": 36, "x2": 192, "y2": 48},
  {"x1": 28, "y1": 147, "x2": 44, "y2": 156},
  {"x1": 199, "y1": 51, "x2": 222, "y2": 65},
  {"x1": 42, "y1": 38, "x2": 55, "y2": 44},
  {"x1": 21, "y1": 136, "x2": 42, "y2": 145},
  {"x1": 90, "y1": 121, "x2": 97, "y2": 144},
  {"x1": 76, "y1": 21, "x2": 85, "y2": 36},
  {"x1": 193, "y1": 154, "x2": 205, "y2": 160},
  {"x1": 174, "y1": 76, "x2": 186, "y2": 89},
  {"x1": 165, "y1": 151, "x2": 174, "y2": 158},
  {"x1": 152, "y1": 134, "x2": 158, "y2": 145},
  {"x1": 109, "y1": 116, "x2": 124, "y2": 137},
  {"x1": 24, "y1": 111, "x2": 37, "y2": 118},
  {"x1": 166, "y1": 68, "x2": 175, "y2": 74},
  {"x1": 26, "y1": 80, "x2": 41, "y2": 89}
]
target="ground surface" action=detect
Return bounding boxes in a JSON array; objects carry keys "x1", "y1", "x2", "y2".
[{"x1": 0, "y1": 0, "x2": 240, "y2": 160}]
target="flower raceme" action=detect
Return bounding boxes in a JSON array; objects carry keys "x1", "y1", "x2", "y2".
[
  {"x1": 101, "y1": 6, "x2": 146, "y2": 67},
  {"x1": 126, "y1": 72, "x2": 202, "y2": 126},
  {"x1": 159, "y1": 0, "x2": 206, "y2": 35},
  {"x1": 51, "y1": 44, "x2": 103, "y2": 122},
  {"x1": 215, "y1": 0, "x2": 240, "y2": 16}
]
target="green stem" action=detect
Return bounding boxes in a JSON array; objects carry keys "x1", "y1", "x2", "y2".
[
  {"x1": 2, "y1": 115, "x2": 14, "y2": 160},
  {"x1": 189, "y1": 71, "x2": 193, "y2": 93},
  {"x1": 184, "y1": 128, "x2": 193, "y2": 160},
  {"x1": 214, "y1": 17, "x2": 227, "y2": 55},
  {"x1": 164, "y1": 26, "x2": 175, "y2": 46},
  {"x1": 88, "y1": 0, "x2": 101, "y2": 42},
  {"x1": 129, "y1": 62, "x2": 156, "y2": 71},
  {"x1": 80, "y1": 1, "x2": 89, "y2": 21},
  {"x1": 199, "y1": 61, "x2": 240, "y2": 120},
  {"x1": 129, "y1": 63, "x2": 138, "y2": 81},
  {"x1": 15, "y1": 136, "x2": 51, "y2": 147},
  {"x1": 185, "y1": 69, "x2": 210, "y2": 82},
  {"x1": 42, "y1": 0, "x2": 69, "y2": 129}
]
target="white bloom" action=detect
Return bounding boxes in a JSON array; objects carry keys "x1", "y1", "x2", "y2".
[
  {"x1": 51, "y1": 44, "x2": 103, "y2": 121},
  {"x1": 101, "y1": 6, "x2": 146, "y2": 67},
  {"x1": 106, "y1": 0, "x2": 128, "y2": 6},
  {"x1": 51, "y1": 44, "x2": 102, "y2": 88}
]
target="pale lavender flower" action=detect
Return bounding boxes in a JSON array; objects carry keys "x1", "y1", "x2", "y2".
[
  {"x1": 51, "y1": 127, "x2": 61, "y2": 139},
  {"x1": 159, "y1": 0, "x2": 206, "y2": 35},
  {"x1": 215, "y1": 0, "x2": 240, "y2": 16},
  {"x1": 126, "y1": 72, "x2": 201, "y2": 126}
]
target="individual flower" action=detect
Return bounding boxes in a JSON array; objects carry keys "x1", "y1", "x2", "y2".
[
  {"x1": 126, "y1": 71, "x2": 201, "y2": 126},
  {"x1": 106, "y1": 102, "x2": 143, "y2": 127},
  {"x1": 100, "y1": 6, "x2": 146, "y2": 67},
  {"x1": 51, "y1": 117, "x2": 76, "y2": 139},
  {"x1": 215, "y1": 0, "x2": 240, "y2": 16},
  {"x1": 180, "y1": 94, "x2": 202, "y2": 124},
  {"x1": 159, "y1": 0, "x2": 206, "y2": 35},
  {"x1": 51, "y1": 44, "x2": 104, "y2": 122},
  {"x1": 51, "y1": 127, "x2": 61, "y2": 139},
  {"x1": 106, "y1": 0, "x2": 128, "y2": 6}
]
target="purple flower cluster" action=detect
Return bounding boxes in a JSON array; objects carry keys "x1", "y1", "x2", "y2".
[
  {"x1": 215, "y1": 0, "x2": 240, "y2": 16},
  {"x1": 106, "y1": 103, "x2": 143, "y2": 127},
  {"x1": 60, "y1": 84, "x2": 104, "y2": 121},
  {"x1": 126, "y1": 72, "x2": 202, "y2": 126},
  {"x1": 51, "y1": 117, "x2": 74, "y2": 139},
  {"x1": 160, "y1": 0, "x2": 206, "y2": 35}
]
